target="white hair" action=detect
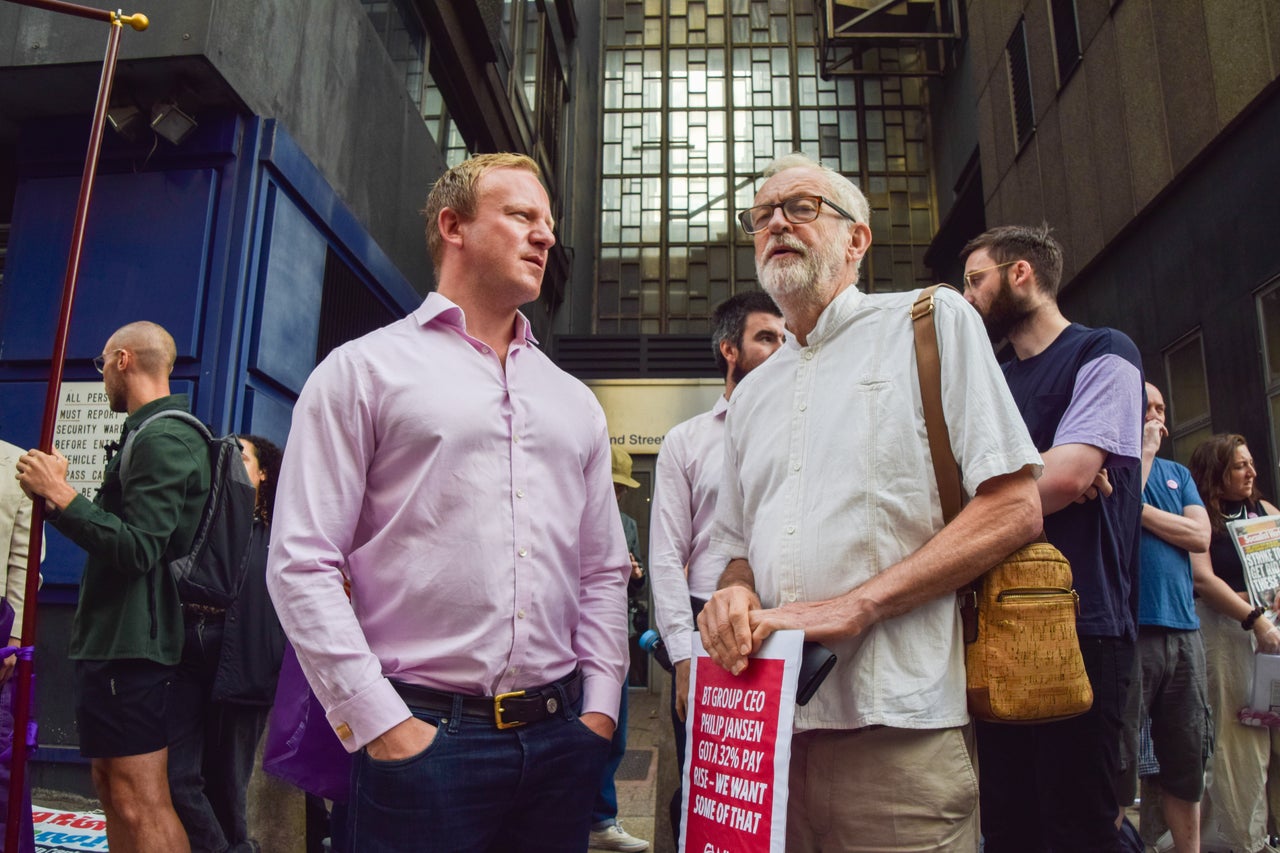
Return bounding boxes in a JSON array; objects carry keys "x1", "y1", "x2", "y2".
[{"x1": 761, "y1": 153, "x2": 870, "y2": 227}]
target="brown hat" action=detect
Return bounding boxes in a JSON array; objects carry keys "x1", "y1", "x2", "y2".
[{"x1": 611, "y1": 446, "x2": 641, "y2": 489}]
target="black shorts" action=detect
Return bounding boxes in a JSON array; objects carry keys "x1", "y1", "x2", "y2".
[{"x1": 75, "y1": 659, "x2": 175, "y2": 758}]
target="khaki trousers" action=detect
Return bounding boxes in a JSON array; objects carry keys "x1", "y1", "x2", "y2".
[
  {"x1": 786, "y1": 724, "x2": 979, "y2": 853},
  {"x1": 1199, "y1": 601, "x2": 1271, "y2": 852}
]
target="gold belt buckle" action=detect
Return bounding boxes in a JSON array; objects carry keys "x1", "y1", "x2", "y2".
[{"x1": 494, "y1": 689, "x2": 527, "y2": 729}]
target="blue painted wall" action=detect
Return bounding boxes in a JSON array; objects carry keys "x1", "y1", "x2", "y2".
[{"x1": 1, "y1": 112, "x2": 418, "y2": 587}]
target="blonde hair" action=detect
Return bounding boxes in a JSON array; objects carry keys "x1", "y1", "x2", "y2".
[{"x1": 423, "y1": 153, "x2": 543, "y2": 272}]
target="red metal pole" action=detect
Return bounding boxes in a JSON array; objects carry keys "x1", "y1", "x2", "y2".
[{"x1": 3, "y1": 4, "x2": 146, "y2": 847}]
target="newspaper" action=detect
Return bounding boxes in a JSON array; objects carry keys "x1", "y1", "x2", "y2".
[{"x1": 1227, "y1": 514, "x2": 1280, "y2": 610}]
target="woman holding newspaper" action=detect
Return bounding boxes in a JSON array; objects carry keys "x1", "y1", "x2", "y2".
[{"x1": 1190, "y1": 433, "x2": 1280, "y2": 853}]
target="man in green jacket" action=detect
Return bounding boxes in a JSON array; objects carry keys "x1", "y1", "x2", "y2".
[{"x1": 18, "y1": 321, "x2": 208, "y2": 853}]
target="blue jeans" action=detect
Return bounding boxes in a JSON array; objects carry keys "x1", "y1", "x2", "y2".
[{"x1": 349, "y1": 690, "x2": 611, "y2": 852}]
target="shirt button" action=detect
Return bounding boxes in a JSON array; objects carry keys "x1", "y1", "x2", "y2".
[
  {"x1": 513, "y1": 435, "x2": 521, "y2": 443},
  {"x1": 517, "y1": 609, "x2": 526, "y2": 619},
  {"x1": 799, "y1": 403, "x2": 808, "y2": 412},
  {"x1": 516, "y1": 489, "x2": 525, "y2": 499},
  {"x1": 519, "y1": 547, "x2": 528, "y2": 557},
  {"x1": 803, "y1": 351, "x2": 814, "y2": 361},
  {"x1": 792, "y1": 462, "x2": 801, "y2": 471},
  {"x1": 787, "y1": 592, "x2": 798, "y2": 602},
  {"x1": 509, "y1": 667, "x2": 517, "y2": 675},
  {"x1": 786, "y1": 525, "x2": 796, "y2": 534}
]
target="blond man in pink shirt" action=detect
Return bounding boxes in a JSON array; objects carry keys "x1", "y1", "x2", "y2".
[{"x1": 267, "y1": 153, "x2": 630, "y2": 852}]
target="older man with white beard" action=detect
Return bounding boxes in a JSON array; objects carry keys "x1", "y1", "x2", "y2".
[{"x1": 696, "y1": 153, "x2": 1043, "y2": 852}]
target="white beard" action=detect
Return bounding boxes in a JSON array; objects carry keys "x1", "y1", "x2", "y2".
[{"x1": 757, "y1": 235, "x2": 846, "y2": 304}]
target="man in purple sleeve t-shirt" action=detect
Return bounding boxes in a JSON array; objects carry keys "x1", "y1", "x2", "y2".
[
  {"x1": 963, "y1": 224, "x2": 1145, "y2": 853},
  {"x1": 266, "y1": 154, "x2": 630, "y2": 852}
]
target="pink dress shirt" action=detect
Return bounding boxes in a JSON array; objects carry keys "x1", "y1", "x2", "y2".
[{"x1": 266, "y1": 293, "x2": 630, "y2": 752}]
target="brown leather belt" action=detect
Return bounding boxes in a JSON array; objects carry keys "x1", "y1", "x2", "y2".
[{"x1": 391, "y1": 668, "x2": 582, "y2": 730}]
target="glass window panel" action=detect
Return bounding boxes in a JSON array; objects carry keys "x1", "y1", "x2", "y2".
[
  {"x1": 641, "y1": 285, "x2": 661, "y2": 315},
  {"x1": 598, "y1": 281, "x2": 620, "y2": 313},
  {"x1": 603, "y1": 143, "x2": 622, "y2": 173},
  {"x1": 799, "y1": 111, "x2": 819, "y2": 141},
  {"x1": 1269, "y1": 394, "x2": 1280, "y2": 471},
  {"x1": 670, "y1": 247, "x2": 690, "y2": 277},
  {"x1": 798, "y1": 78, "x2": 818, "y2": 106},
  {"x1": 1261, "y1": 284, "x2": 1280, "y2": 381},
  {"x1": 707, "y1": 18, "x2": 724, "y2": 42},
  {"x1": 771, "y1": 15, "x2": 789, "y2": 41},
  {"x1": 1172, "y1": 426, "x2": 1214, "y2": 468},
  {"x1": 906, "y1": 142, "x2": 927, "y2": 172},
  {"x1": 771, "y1": 48, "x2": 790, "y2": 75},
  {"x1": 865, "y1": 111, "x2": 885, "y2": 140},
  {"x1": 1166, "y1": 336, "x2": 1210, "y2": 424},
  {"x1": 642, "y1": 247, "x2": 662, "y2": 279},
  {"x1": 910, "y1": 208, "x2": 932, "y2": 241},
  {"x1": 669, "y1": 286, "x2": 689, "y2": 315},
  {"x1": 868, "y1": 142, "x2": 887, "y2": 172},
  {"x1": 670, "y1": 81, "x2": 689, "y2": 108},
  {"x1": 886, "y1": 125, "x2": 905, "y2": 157},
  {"x1": 772, "y1": 78, "x2": 792, "y2": 107}
]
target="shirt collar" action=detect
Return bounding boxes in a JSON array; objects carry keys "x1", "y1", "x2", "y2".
[
  {"x1": 124, "y1": 394, "x2": 190, "y2": 431},
  {"x1": 413, "y1": 292, "x2": 539, "y2": 348},
  {"x1": 793, "y1": 283, "x2": 864, "y2": 349},
  {"x1": 711, "y1": 393, "x2": 730, "y2": 419}
]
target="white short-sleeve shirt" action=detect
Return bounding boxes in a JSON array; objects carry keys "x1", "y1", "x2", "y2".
[{"x1": 710, "y1": 285, "x2": 1042, "y2": 731}]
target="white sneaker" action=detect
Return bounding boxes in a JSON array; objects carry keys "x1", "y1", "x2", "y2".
[{"x1": 588, "y1": 822, "x2": 649, "y2": 852}]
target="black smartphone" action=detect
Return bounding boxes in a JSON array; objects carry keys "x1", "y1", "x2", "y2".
[{"x1": 796, "y1": 641, "x2": 837, "y2": 706}]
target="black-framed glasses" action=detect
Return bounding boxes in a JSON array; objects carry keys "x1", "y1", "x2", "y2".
[
  {"x1": 738, "y1": 195, "x2": 858, "y2": 235},
  {"x1": 93, "y1": 349, "x2": 122, "y2": 374}
]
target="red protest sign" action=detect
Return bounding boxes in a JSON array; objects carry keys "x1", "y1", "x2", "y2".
[{"x1": 681, "y1": 631, "x2": 802, "y2": 853}]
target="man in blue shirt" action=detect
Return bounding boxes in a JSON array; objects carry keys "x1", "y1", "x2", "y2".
[
  {"x1": 963, "y1": 224, "x2": 1145, "y2": 852},
  {"x1": 1132, "y1": 381, "x2": 1212, "y2": 850}
]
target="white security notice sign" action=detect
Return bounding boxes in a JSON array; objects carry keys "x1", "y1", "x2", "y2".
[{"x1": 53, "y1": 382, "x2": 126, "y2": 500}]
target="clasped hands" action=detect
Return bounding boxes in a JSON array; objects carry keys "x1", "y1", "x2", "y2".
[{"x1": 696, "y1": 582, "x2": 861, "y2": 675}]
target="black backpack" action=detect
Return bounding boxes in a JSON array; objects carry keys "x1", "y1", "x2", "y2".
[{"x1": 119, "y1": 410, "x2": 257, "y2": 608}]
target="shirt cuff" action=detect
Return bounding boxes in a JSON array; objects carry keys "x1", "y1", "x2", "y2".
[
  {"x1": 666, "y1": 627, "x2": 697, "y2": 664},
  {"x1": 324, "y1": 676, "x2": 412, "y2": 753},
  {"x1": 580, "y1": 671, "x2": 622, "y2": 725}
]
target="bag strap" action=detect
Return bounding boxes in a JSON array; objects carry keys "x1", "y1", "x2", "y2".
[
  {"x1": 119, "y1": 409, "x2": 213, "y2": 480},
  {"x1": 910, "y1": 285, "x2": 964, "y2": 524},
  {"x1": 911, "y1": 285, "x2": 983, "y2": 641}
]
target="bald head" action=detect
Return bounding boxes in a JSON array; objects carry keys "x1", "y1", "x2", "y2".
[{"x1": 107, "y1": 321, "x2": 176, "y2": 378}]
